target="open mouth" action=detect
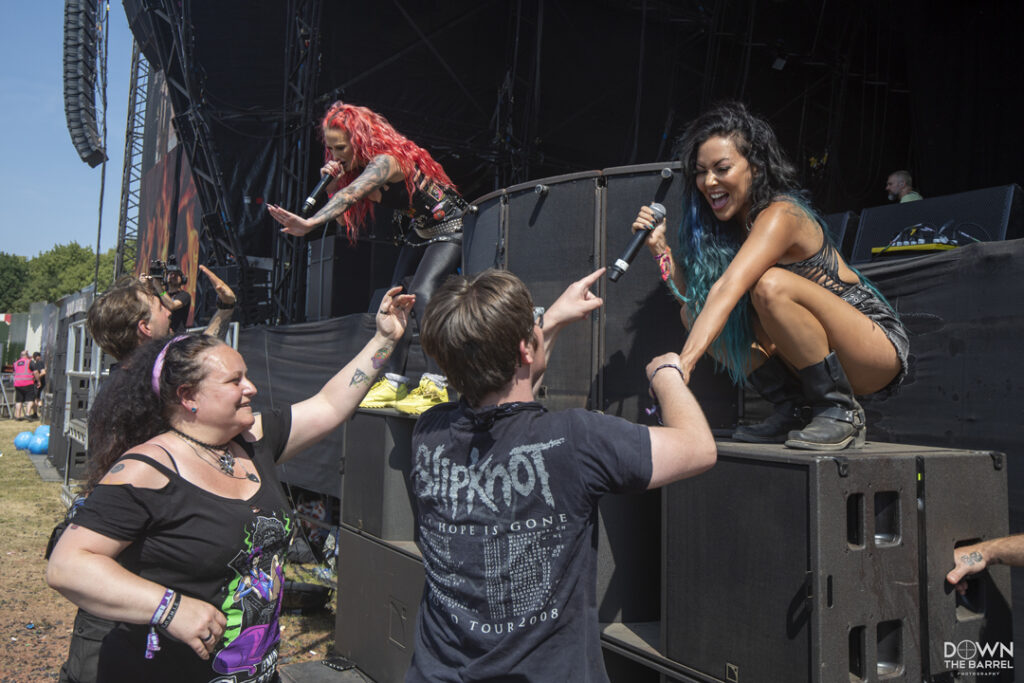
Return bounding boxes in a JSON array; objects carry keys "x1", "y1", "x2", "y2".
[{"x1": 708, "y1": 191, "x2": 729, "y2": 211}]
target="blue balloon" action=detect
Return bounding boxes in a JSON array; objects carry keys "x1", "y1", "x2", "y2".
[
  {"x1": 29, "y1": 434, "x2": 49, "y2": 454},
  {"x1": 34, "y1": 425, "x2": 50, "y2": 436},
  {"x1": 14, "y1": 431, "x2": 34, "y2": 450}
]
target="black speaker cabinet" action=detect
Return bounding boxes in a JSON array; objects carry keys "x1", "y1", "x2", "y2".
[
  {"x1": 305, "y1": 234, "x2": 401, "y2": 321},
  {"x1": 601, "y1": 162, "x2": 739, "y2": 431},
  {"x1": 340, "y1": 410, "x2": 417, "y2": 541},
  {"x1": 504, "y1": 172, "x2": 603, "y2": 411},
  {"x1": 462, "y1": 188, "x2": 506, "y2": 274},
  {"x1": 663, "y1": 442, "x2": 1010, "y2": 683},
  {"x1": 335, "y1": 527, "x2": 424, "y2": 683},
  {"x1": 824, "y1": 210, "x2": 858, "y2": 260},
  {"x1": 850, "y1": 185, "x2": 1023, "y2": 264}
]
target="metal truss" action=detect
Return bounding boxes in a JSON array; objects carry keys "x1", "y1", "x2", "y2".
[
  {"x1": 270, "y1": 0, "x2": 323, "y2": 324},
  {"x1": 114, "y1": 42, "x2": 149, "y2": 278},
  {"x1": 135, "y1": 0, "x2": 250, "y2": 309}
]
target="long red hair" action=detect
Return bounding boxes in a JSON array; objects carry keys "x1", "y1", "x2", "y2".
[{"x1": 321, "y1": 101, "x2": 455, "y2": 241}]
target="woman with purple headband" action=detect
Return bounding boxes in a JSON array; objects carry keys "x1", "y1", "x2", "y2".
[{"x1": 46, "y1": 287, "x2": 414, "y2": 682}]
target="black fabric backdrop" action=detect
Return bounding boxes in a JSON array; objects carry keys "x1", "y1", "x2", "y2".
[{"x1": 237, "y1": 312, "x2": 377, "y2": 497}]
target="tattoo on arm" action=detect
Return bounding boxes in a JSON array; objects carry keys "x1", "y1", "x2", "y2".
[
  {"x1": 371, "y1": 346, "x2": 392, "y2": 370},
  {"x1": 350, "y1": 368, "x2": 373, "y2": 387},
  {"x1": 311, "y1": 155, "x2": 395, "y2": 225}
]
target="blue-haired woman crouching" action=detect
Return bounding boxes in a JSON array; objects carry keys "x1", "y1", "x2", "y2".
[{"x1": 633, "y1": 101, "x2": 908, "y2": 451}]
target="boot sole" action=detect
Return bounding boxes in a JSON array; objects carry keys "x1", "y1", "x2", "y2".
[
  {"x1": 732, "y1": 432, "x2": 789, "y2": 444},
  {"x1": 784, "y1": 432, "x2": 866, "y2": 451}
]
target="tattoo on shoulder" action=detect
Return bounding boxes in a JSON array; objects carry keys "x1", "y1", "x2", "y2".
[
  {"x1": 350, "y1": 368, "x2": 372, "y2": 387},
  {"x1": 371, "y1": 346, "x2": 392, "y2": 370},
  {"x1": 110, "y1": 464, "x2": 125, "y2": 474}
]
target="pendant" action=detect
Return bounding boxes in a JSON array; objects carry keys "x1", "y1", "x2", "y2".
[
  {"x1": 247, "y1": 473, "x2": 260, "y2": 483},
  {"x1": 218, "y1": 452, "x2": 235, "y2": 476}
]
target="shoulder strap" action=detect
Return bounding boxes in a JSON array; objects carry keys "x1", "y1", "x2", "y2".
[{"x1": 118, "y1": 449, "x2": 180, "y2": 478}]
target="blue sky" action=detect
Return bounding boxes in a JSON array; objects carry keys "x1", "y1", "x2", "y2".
[{"x1": 0, "y1": 3, "x2": 132, "y2": 259}]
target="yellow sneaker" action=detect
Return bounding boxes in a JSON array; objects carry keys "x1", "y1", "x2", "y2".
[
  {"x1": 393, "y1": 374, "x2": 449, "y2": 415},
  {"x1": 359, "y1": 373, "x2": 410, "y2": 409}
]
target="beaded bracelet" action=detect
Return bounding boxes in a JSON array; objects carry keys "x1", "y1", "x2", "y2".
[{"x1": 648, "y1": 363, "x2": 686, "y2": 396}]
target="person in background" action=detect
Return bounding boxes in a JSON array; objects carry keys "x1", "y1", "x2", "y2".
[
  {"x1": 13, "y1": 350, "x2": 36, "y2": 421},
  {"x1": 30, "y1": 351, "x2": 45, "y2": 419},
  {"x1": 152, "y1": 261, "x2": 192, "y2": 335},
  {"x1": 885, "y1": 170, "x2": 923, "y2": 203},
  {"x1": 947, "y1": 535, "x2": 1024, "y2": 593},
  {"x1": 268, "y1": 101, "x2": 466, "y2": 415}
]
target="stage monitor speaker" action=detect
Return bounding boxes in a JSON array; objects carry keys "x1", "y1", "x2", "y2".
[
  {"x1": 600, "y1": 162, "x2": 739, "y2": 432},
  {"x1": 663, "y1": 442, "x2": 1011, "y2": 683},
  {"x1": 504, "y1": 171, "x2": 603, "y2": 411},
  {"x1": 336, "y1": 528, "x2": 424, "y2": 683},
  {"x1": 305, "y1": 235, "x2": 401, "y2": 321},
  {"x1": 823, "y1": 210, "x2": 858, "y2": 260},
  {"x1": 340, "y1": 411, "x2": 417, "y2": 542},
  {"x1": 463, "y1": 189, "x2": 506, "y2": 274},
  {"x1": 850, "y1": 185, "x2": 1023, "y2": 264}
]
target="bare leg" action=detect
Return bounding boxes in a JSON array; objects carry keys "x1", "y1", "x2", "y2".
[{"x1": 749, "y1": 268, "x2": 900, "y2": 395}]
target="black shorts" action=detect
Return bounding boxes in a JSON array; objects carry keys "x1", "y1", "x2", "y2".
[{"x1": 15, "y1": 385, "x2": 36, "y2": 402}]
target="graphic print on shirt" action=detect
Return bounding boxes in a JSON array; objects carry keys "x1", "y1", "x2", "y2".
[
  {"x1": 412, "y1": 438, "x2": 569, "y2": 632},
  {"x1": 211, "y1": 512, "x2": 291, "y2": 682}
]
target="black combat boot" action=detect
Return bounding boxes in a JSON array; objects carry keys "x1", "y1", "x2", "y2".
[
  {"x1": 732, "y1": 356, "x2": 808, "y2": 444},
  {"x1": 784, "y1": 351, "x2": 866, "y2": 451}
]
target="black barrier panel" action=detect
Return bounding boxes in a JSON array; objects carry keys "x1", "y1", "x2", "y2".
[
  {"x1": 601, "y1": 162, "x2": 739, "y2": 432},
  {"x1": 850, "y1": 185, "x2": 1023, "y2": 264},
  {"x1": 504, "y1": 172, "x2": 602, "y2": 411},
  {"x1": 463, "y1": 189, "x2": 506, "y2": 274}
]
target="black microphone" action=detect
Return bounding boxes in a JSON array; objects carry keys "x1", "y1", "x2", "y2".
[
  {"x1": 608, "y1": 202, "x2": 667, "y2": 283},
  {"x1": 301, "y1": 172, "x2": 338, "y2": 217}
]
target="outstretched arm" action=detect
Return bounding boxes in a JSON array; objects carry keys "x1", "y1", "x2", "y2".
[
  {"x1": 198, "y1": 265, "x2": 236, "y2": 340},
  {"x1": 947, "y1": 534, "x2": 1024, "y2": 592},
  {"x1": 267, "y1": 155, "x2": 402, "y2": 237},
  {"x1": 281, "y1": 286, "x2": 415, "y2": 461},
  {"x1": 644, "y1": 352, "x2": 717, "y2": 488},
  {"x1": 532, "y1": 267, "x2": 606, "y2": 392}
]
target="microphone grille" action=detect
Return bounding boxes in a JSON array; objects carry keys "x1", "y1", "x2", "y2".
[{"x1": 649, "y1": 202, "x2": 667, "y2": 222}]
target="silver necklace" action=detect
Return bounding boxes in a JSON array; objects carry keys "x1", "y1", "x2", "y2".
[{"x1": 171, "y1": 429, "x2": 259, "y2": 483}]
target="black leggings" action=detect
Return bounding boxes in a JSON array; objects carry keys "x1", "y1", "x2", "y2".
[{"x1": 386, "y1": 236, "x2": 462, "y2": 376}]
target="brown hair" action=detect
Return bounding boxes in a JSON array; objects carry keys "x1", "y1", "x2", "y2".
[
  {"x1": 86, "y1": 276, "x2": 154, "y2": 361},
  {"x1": 420, "y1": 269, "x2": 535, "y2": 407}
]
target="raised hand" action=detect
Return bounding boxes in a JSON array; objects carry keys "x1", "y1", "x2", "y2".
[
  {"x1": 267, "y1": 204, "x2": 319, "y2": 236},
  {"x1": 198, "y1": 265, "x2": 236, "y2": 305},
  {"x1": 165, "y1": 594, "x2": 227, "y2": 660},
  {"x1": 375, "y1": 285, "x2": 416, "y2": 342},
  {"x1": 545, "y1": 267, "x2": 606, "y2": 330}
]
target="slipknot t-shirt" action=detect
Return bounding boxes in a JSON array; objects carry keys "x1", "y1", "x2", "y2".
[{"x1": 407, "y1": 401, "x2": 652, "y2": 682}]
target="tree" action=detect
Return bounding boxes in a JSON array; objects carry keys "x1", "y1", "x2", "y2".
[
  {"x1": 8, "y1": 243, "x2": 119, "y2": 311},
  {"x1": 0, "y1": 252, "x2": 29, "y2": 311}
]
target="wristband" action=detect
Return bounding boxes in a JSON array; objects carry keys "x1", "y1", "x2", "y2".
[
  {"x1": 159, "y1": 591, "x2": 182, "y2": 630},
  {"x1": 648, "y1": 363, "x2": 685, "y2": 396},
  {"x1": 158, "y1": 290, "x2": 168, "y2": 298},
  {"x1": 150, "y1": 588, "x2": 176, "y2": 625},
  {"x1": 216, "y1": 299, "x2": 236, "y2": 310}
]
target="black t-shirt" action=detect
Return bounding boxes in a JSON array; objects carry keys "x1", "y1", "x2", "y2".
[
  {"x1": 72, "y1": 409, "x2": 295, "y2": 683},
  {"x1": 168, "y1": 290, "x2": 192, "y2": 334},
  {"x1": 406, "y1": 401, "x2": 652, "y2": 683},
  {"x1": 30, "y1": 359, "x2": 45, "y2": 389}
]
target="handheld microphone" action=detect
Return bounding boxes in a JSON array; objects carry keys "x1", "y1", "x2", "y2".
[
  {"x1": 301, "y1": 172, "x2": 338, "y2": 217},
  {"x1": 608, "y1": 202, "x2": 667, "y2": 283}
]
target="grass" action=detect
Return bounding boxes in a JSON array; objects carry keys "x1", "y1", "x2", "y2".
[{"x1": 0, "y1": 417, "x2": 336, "y2": 679}]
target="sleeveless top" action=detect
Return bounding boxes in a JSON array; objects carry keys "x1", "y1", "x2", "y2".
[
  {"x1": 777, "y1": 229, "x2": 858, "y2": 296},
  {"x1": 377, "y1": 168, "x2": 466, "y2": 239}
]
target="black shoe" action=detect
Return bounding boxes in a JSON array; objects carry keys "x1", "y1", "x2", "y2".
[
  {"x1": 785, "y1": 352, "x2": 866, "y2": 451},
  {"x1": 732, "y1": 356, "x2": 808, "y2": 444}
]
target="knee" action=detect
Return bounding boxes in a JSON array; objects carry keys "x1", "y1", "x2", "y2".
[{"x1": 750, "y1": 267, "x2": 792, "y2": 313}]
